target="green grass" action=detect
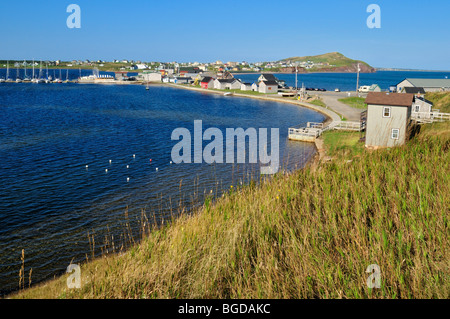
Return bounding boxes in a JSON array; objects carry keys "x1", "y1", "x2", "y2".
[
  {"x1": 321, "y1": 131, "x2": 364, "y2": 157},
  {"x1": 308, "y1": 98, "x2": 327, "y2": 108},
  {"x1": 338, "y1": 97, "x2": 368, "y2": 109},
  {"x1": 12, "y1": 122, "x2": 450, "y2": 299}
]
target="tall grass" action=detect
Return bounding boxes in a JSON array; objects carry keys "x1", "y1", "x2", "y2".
[{"x1": 12, "y1": 122, "x2": 449, "y2": 299}]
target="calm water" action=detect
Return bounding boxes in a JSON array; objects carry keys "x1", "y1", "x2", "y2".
[
  {"x1": 0, "y1": 83, "x2": 323, "y2": 295},
  {"x1": 234, "y1": 70, "x2": 450, "y2": 91}
]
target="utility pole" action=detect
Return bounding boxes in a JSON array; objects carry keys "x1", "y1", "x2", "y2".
[
  {"x1": 295, "y1": 65, "x2": 298, "y2": 98},
  {"x1": 356, "y1": 63, "x2": 360, "y2": 97}
]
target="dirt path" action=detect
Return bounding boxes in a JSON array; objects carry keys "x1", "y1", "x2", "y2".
[{"x1": 315, "y1": 92, "x2": 364, "y2": 122}]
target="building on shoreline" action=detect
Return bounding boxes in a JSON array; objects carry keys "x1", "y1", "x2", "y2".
[
  {"x1": 397, "y1": 78, "x2": 450, "y2": 93},
  {"x1": 200, "y1": 76, "x2": 214, "y2": 89},
  {"x1": 258, "y1": 80, "x2": 278, "y2": 94},
  {"x1": 364, "y1": 92, "x2": 414, "y2": 148}
]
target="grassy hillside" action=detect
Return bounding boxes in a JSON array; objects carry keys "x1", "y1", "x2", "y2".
[
  {"x1": 425, "y1": 92, "x2": 450, "y2": 113},
  {"x1": 12, "y1": 120, "x2": 449, "y2": 299},
  {"x1": 281, "y1": 52, "x2": 373, "y2": 70}
]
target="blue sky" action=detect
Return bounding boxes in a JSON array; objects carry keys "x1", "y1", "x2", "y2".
[{"x1": 1, "y1": 0, "x2": 449, "y2": 70}]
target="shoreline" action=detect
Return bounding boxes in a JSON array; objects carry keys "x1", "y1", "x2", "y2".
[{"x1": 162, "y1": 83, "x2": 341, "y2": 126}]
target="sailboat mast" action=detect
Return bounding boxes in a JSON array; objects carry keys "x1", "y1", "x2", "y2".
[{"x1": 6, "y1": 61, "x2": 9, "y2": 79}]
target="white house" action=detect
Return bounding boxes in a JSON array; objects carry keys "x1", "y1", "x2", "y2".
[
  {"x1": 214, "y1": 79, "x2": 229, "y2": 90},
  {"x1": 141, "y1": 72, "x2": 162, "y2": 82},
  {"x1": 241, "y1": 82, "x2": 252, "y2": 91},
  {"x1": 214, "y1": 78, "x2": 241, "y2": 90},
  {"x1": 413, "y1": 96, "x2": 433, "y2": 113},
  {"x1": 251, "y1": 83, "x2": 259, "y2": 91},
  {"x1": 258, "y1": 80, "x2": 278, "y2": 94},
  {"x1": 136, "y1": 64, "x2": 149, "y2": 70},
  {"x1": 258, "y1": 73, "x2": 279, "y2": 83},
  {"x1": 228, "y1": 79, "x2": 241, "y2": 90}
]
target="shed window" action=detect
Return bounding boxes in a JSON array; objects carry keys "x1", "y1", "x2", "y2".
[
  {"x1": 391, "y1": 129, "x2": 399, "y2": 139},
  {"x1": 415, "y1": 105, "x2": 420, "y2": 112},
  {"x1": 383, "y1": 107, "x2": 391, "y2": 117}
]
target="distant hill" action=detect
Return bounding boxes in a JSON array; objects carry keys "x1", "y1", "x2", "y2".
[{"x1": 280, "y1": 52, "x2": 375, "y2": 73}]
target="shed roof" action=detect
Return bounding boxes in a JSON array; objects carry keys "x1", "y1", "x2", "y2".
[
  {"x1": 201, "y1": 76, "x2": 214, "y2": 83},
  {"x1": 404, "y1": 87, "x2": 426, "y2": 94},
  {"x1": 260, "y1": 73, "x2": 278, "y2": 81},
  {"x1": 261, "y1": 80, "x2": 278, "y2": 86},
  {"x1": 415, "y1": 96, "x2": 433, "y2": 106},
  {"x1": 365, "y1": 92, "x2": 415, "y2": 107}
]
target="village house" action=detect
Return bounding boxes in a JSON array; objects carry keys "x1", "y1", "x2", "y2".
[
  {"x1": 174, "y1": 76, "x2": 192, "y2": 84},
  {"x1": 258, "y1": 80, "x2": 278, "y2": 94},
  {"x1": 241, "y1": 82, "x2": 252, "y2": 91},
  {"x1": 141, "y1": 71, "x2": 162, "y2": 82},
  {"x1": 413, "y1": 96, "x2": 433, "y2": 113},
  {"x1": 258, "y1": 73, "x2": 279, "y2": 83},
  {"x1": 228, "y1": 78, "x2": 241, "y2": 90},
  {"x1": 397, "y1": 78, "x2": 450, "y2": 93},
  {"x1": 214, "y1": 79, "x2": 229, "y2": 90},
  {"x1": 251, "y1": 83, "x2": 259, "y2": 91},
  {"x1": 200, "y1": 76, "x2": 215, "y2": 89},
  {"x1": 364, "y1": 92, "x2": 415, "y2": 148},
  {"x1": 214, "y1": 78, "x2": 241, "y2": 90}
]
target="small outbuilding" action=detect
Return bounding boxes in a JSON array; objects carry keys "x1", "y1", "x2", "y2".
[
  {"x1": 413, "y1": 96, "x2": 433, "y2": 113},
  {"x1": 258, "y1": 80, "x2": 278, "y2": 94},
  {"x1": 200, "y1": 76, "x2": 215, "y2": 89},
  {"x1": 241, "y1": 82, "x2": 252, "y2": 91},
  {"x1": 364, "y1": 92, "x2": 415, "y2": 148}
]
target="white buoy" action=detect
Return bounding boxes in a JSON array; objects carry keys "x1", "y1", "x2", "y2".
[
  {"x1": 105, "y1": 169, "x2": 108, "y2": 173},
  {"x1": 170, "y1": 161, "x2": 172, "y2": 164},
  {"x1": 85, "y1": 165, "x2": 89, "y2": 169},
  {"x1": 133, "y1": 154, "x2": 136, "y2": 158},
  {"x1": 109, "y1": 160, "x2": 112, "y2": 164},
  {"x1": 156, "y1": 168, "x2": 158, "y2": 171},
  {"x1": 127, "y1": 177, "x2": 130, "y2": 182},
  {"x1": 126, "y1": 165, "x2": 129, "y2": 169}
]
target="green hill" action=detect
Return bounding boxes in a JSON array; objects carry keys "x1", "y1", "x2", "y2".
[{"x1": 281, "y1": 52, "x2": 374, "y2": 73}]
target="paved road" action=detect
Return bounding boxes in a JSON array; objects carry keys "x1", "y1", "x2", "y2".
[{"x1": 312, "y1": 91, "x2": 366, "y2": 122}]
